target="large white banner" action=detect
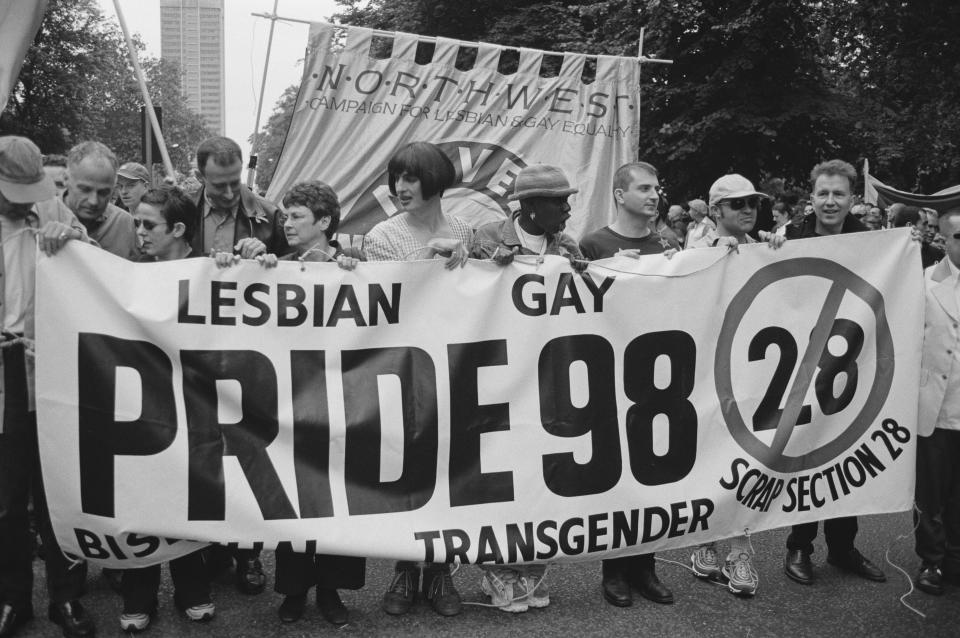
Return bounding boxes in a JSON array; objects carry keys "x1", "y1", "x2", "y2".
[
  {"x1": 0, "y1": 0, "x2": 47, "y2": 109},
  {"x1": 37, "y1": 231, "x2": 921, "y2": 568},
  {"x1": 267, "y1": 22, "x2": 641, "y2": 239}
]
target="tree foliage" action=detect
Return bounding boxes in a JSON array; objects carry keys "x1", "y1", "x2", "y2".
[
  {"x1": 250, "y1": 85, "x2": 299, "y2": 193},
  {"x1": 1, "y1": 0, "x2": 211, "y2": 174}
]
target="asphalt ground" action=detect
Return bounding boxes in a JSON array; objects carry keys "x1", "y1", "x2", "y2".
[{"x1": 16, "y1": 510, "x2": 959, "y2": 637}]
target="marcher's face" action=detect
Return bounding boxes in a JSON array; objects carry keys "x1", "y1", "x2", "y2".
[
  {"x1": 940, "y1": 215, "x2": 960, "y2": 270},
  {"x1": 43, "y1": 166, "x2": 67, "y2": 197},
  {"x1": 394, "y1": 173, "x2": 428, "y2": 213},
  {"x1": 527, "y1": 196, "x2": 571, "y2": 234},
  {"x1": 618, "y1": 169, "x2": 659, "y2": 218},
  {"x1": 715, "y1": 197, "x2": 758, "y2": 235},
  {"x1": 283, "y1": 204, "x2": 328, "y2": 251},
  {"x1": 774, "y1": 209, "x2": 790, "y2": 226},
  {"x1": 812, "y1": 174, "x2": 852, "y2": 232},
  {"x1": 864, "y1": 207, "x2": 882, "y2": 230},
  {"x1": 135, "y1": 202, "x2": 176, "y2": 259},
  {"x1": 200, "y1": 158, "x2": 243, "y2": 210},
  {"x1": 65, "y1": 157, "x2": 116, "y2": 221},
  {"x1": 0, "y1": 191, "x2": 33, "y2": 219},
  {"x1": 118, "y1": 177, "x2": 148, "y2": 211}
]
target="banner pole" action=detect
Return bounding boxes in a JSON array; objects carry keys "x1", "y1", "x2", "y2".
[
  {"x1": 112, "y1": 0, "x2": 175, "y2": 180},
  {"x1": 247, "y1": 0, "x2": 281, "y2": 190}
]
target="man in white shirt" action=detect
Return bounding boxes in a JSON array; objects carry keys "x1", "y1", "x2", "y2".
[
  {"x1": 684, "y1": 198, "x2": 715, "y2": 247},
  {"x1": 915, "y1": 206, "x2": 960, "y2": 595}
]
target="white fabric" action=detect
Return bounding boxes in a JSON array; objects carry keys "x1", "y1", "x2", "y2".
[{"x1": 0, "y1": 1, "x2": 47, "y2": 109}]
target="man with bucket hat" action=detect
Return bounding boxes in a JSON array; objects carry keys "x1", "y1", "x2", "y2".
[
  {"x1": 0, "y1": 136, "x2": 94, "y2": 637},
  {"x1": 471, "y1": 163, "x2": 583, "y2": 267}
]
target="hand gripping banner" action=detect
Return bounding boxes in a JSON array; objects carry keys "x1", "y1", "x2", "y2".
[
  {"x1": 266, "y1": 22, "x2": 641, "y2": 239},
  {"x1": 36, "y1": 231, "x2": 920, "y2": 568}
]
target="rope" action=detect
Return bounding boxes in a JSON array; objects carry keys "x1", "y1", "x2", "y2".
[{"x1": 885, "y1": 503, "x2": 926, "y2": 618}]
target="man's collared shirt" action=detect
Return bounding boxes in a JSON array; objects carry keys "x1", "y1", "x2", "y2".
[
  {"x1": 203, "y1": 198, "x2": 239, "y2": 255},
  {"x1": 0, "y1": 216, "x2": 35, "y2": 335}
]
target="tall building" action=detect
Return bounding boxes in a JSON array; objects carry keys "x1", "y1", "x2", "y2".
[{"x1": 159, "y1": 0, "x2": 225, "y2": 135}]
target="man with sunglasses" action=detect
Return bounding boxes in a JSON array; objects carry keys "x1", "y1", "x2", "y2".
[
  {"x1": 782, "y1": 159, "x2": 885, "y2": 586},
  {"x1": 579, "y1": 161, "x2": 677, "y2": 609},
  {"x1": 686, "y1": 174, "x2": 783, "y2": 598}
]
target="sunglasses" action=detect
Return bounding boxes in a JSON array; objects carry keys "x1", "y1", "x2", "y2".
[
  {"x1": 133, "y1": 219, "x2": 167, "y2": 231},
  {"x1": 721, "y1": 197, "x2": 760, "y2": 211}
]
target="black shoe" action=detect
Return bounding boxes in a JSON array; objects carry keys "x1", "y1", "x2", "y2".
[
  {"x1": 601, "y1": 571, "x2": 632, "y2": 607},
  {"x1": 278, "y1": 593, "x2": 306, "y2": 623},
  {"x1": 317, "y1": 588, "x2": 348, "y2": 626},
  {"x1": 236, "y1": 557, "x2": 266, "y2": 595},
  {"x1": 630, "y1": 568, "x2": 674, "y2": 604},
  {"x1": 101, "y1": 567, "x2": 123, "y2": 594},
  {"x1": 826, "y1": 548, "x2": 886, "y2": 582},
  {"x1": 0, "y1": 602, "x2": 32, "y2": 637},
  {"x1": 916, "y1": 564, "x2": 944, "y2": 595},
  {"x1": 47, "y1": 601, "x2": 95, "y2": 638},
  {"x1": 784, "y1": 549, "x2": 814, "y2": 585},
  {"x1": 423, "y1": 566, "x2": 461, "y2": 617},
  {"x1": 382, "y1": 564, "x2": 419, "y2": 615}
]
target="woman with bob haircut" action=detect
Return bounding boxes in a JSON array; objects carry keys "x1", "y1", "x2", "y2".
[
  {"x1": 362, "y1": 142, "x2": 470, "y2": 618},
  {"x1": 362, "y1": 141, "x2": 471, "y2": 267}
]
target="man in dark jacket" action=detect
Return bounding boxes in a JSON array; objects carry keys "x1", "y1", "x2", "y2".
[
  {"x1": 782, "y1": 159, "x2": 885, "y2": 586},
  {"x1": 190, "y1": 136, "x2": 288, "y2": 259}
]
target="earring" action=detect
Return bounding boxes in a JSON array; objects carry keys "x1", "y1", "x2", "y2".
[{"x1": 530, "y1": 213, "x2": 536, "y2": 219}]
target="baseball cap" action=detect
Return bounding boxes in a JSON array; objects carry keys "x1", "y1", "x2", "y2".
[
  {"x1": 708, "y1": 174, "x2": 769, "y2": 207},
  {"x1": 509, "y1": 164, "x2": 579, "y2": 201},
  {"x1": 0, "y1": 136, "x2": 55, "y2": 204},
  {"x1": 117, "y1": 162, "x2": 150, "y2": 183}
]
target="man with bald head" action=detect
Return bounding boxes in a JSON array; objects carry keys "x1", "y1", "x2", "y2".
[{"x1": 63, "y1": 141, "x2": 138, "y2": 260}]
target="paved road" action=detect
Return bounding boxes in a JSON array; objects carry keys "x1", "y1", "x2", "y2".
[{"x1": 17, "y1": 511, "x2": 958, "y2": 637}]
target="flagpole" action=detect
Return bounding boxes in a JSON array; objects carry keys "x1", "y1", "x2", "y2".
[
  {"x1": 247, "y1": 0, "x2": 281, "y2": 189},
  {"x1": 112, "y1": 0, "x2": 174, "y2": 180}
]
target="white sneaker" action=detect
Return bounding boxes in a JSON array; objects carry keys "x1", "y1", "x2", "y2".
[
  {"x1": 691, "y1": 543, "x2": 723, "y2": 580},
  {"x1": 119, "y1": 612, "x2": 151, "y2": 632},
  {"x1": 481, "y1": 567, "x2": 528, "y2": 613},
  {"x1": 723, "y1": 552, "x2": 759, "y2": 596},
  {"x1": 522, "y1": 565, "x2": 550, "y2": 608},
  {"x1": 184, "y1": 602, "x2": 215, "y2": 622}
]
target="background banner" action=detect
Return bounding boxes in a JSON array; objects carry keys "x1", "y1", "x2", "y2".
[
  {"x1": 36, "y1": 231, "x2": 920, "y2": 568},
  {"x1": 266, "y1": 22, "x2": 641, "y2": 240}
]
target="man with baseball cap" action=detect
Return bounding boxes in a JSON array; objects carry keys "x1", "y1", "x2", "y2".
[
  {"x1": 116, "y1": 162, "x2": 150, "y2": 214},
  {"x1": 0, "y1": 136, "x2": 94, "y2": 637},
  {"x1": 686, "y1": 174, "x2": 784, "y2": 599},
  {"x1": 471, "y1": 163, "x2": 583, "y2": 266}
]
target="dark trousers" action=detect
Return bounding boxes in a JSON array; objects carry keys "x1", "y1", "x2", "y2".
[
  {"x1": 0, "y1": 344, "x2": 86, "y2": 609},
  {"x1": 602, "y1": 553, "x2": 655, "y2": 578},
  {"x1": 915, "y1": 429, "x2": 960, "y2": 574},
  {"x1": 274, "y1": 550, "x2": 365, "y2": 595},
  {"x1": 787, "y1": 516, "x2": 858, "y2": 555},
  {"x1": 121, "y1": 550, "x2": 210, "y2": 613}
]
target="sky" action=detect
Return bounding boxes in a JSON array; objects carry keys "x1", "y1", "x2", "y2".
[{"x1": 97, "y1": 0, "x2": 340, "y2": 159}]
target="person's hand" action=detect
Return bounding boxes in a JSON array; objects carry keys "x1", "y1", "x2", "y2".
[
  {"x1": 256, "y1": 253, "x2": 278, "y2": 268},
  {"x1": 491, "y1": 244, "x2": 518, "y2": 267},
  {"x1": 663, "y1": 248, "x2": 679, "y2": 260},
  {"x1": 619, "y1": 248, "x2": 644, "y2": 259},
  {"x1": 568, "y1": 255, "x2": 589, "y2": 273},
  {"x1": 759, "y1": 231, "x2": 786, "y2": 250},
  {"x1": 716, "y1": 236, "x2": 740, "y2": 252},
  {"x1": 235, "y1": 237, "x2": 267, "y2": 259},
  {"x1": 427, "y1": 238, "x2": 468, "y2": 269},
  {"x1": 213, "y1": 251, "x2": 240, "y2": 268},
  {"x1": 37, "y1": 221, "x2": 81, "y2": 256},
  {"x1": 909, "y1": 226, "x2": 923, "y2": 243},
  {"x1": 336, "y1": 255, "x2": 359, "y2": 270}
]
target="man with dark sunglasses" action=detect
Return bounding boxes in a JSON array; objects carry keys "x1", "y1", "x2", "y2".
[
  {"x1": 782, "y1": 159, "x2": 884, "y2": 586},
  {"x1": 686, "y1": 174, "x2": 783, "y2": 598}
]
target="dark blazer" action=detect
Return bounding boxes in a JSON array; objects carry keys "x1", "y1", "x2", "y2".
[{"x1": 191, "y1": 185, "x2": 289, "y2": 257}]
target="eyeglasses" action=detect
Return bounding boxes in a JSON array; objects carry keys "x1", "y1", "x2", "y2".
[
  {"x1": 133, "y1": 219, "x2": 166, "y2": 231},
  {"x1": 721, "y1": 197, "x2": 760, "y2": 211}
]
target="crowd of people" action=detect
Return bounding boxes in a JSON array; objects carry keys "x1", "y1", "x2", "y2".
[{"x1": 0, "y1": 132, "x2": 956, "y2": 638}]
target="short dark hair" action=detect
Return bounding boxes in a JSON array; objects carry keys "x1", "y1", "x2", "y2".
[
  {"x1": 282, "y1": 181, "x2": 341, "y2": 239},
  {"x1": 891, "y1": 205, "x2": 922, "y2": 228},
  {"x1": 140, "y1": 185, "x2": 199, "y2": 243},
  {"x1": 387, "y1": 142, "x2": 456, "y2": 199},
  {"x1": 196, "y1": 137, "x2": 242, "y2": 176},
  {"x1": 810, "y1": 159, "x2": 857, "y2": 191},
  {"x1": 613, "y1": 161, "x2": 658, "y2": 194}
]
